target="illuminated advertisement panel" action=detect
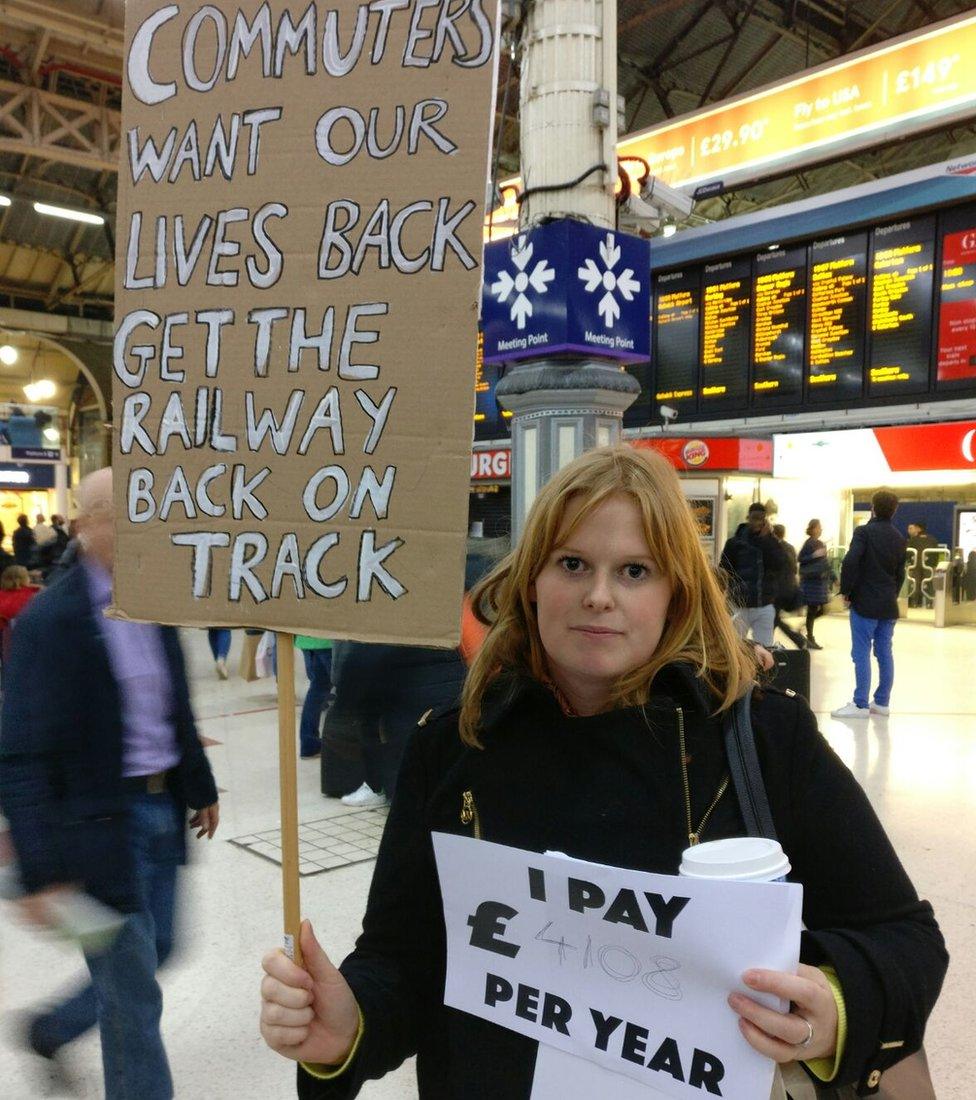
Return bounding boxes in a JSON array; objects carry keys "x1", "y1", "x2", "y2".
[
  {"x1": 937, "y1": 204, "x2": 976, "y2": 388},
  {"x1": 489, "y1": 11, "x2": 976, "y2": 234}
]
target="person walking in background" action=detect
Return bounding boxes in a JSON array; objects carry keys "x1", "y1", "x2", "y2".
[
  {"x1": 296, "y1": 635, "x2": 332, "y2": 760},
  {"x1": 719, "y1": 501, "x2": 788, "y2": 647},
  {"x1": 0, "y1": 468, "x2": 220, "y2": 1100},
  {"x1": 771, "y1": 523, "x2": 806, "y2": 648},
  {"x1": 906, "y1": 521, "x2": 937, "y2": 607},
  {"x1": 0, "y1": 520, "x2": 14, "y2": 575},
  {"x1": 324, "y1": 640, "x2": 466, "y2": 808},
  {"x1": 33, "y1": 513, "x2": 54, "y2": 546},
  {"x1": 965, "y1": 550, "x2": 976, "y2": 602},
  {"x1": 207, "y1": 627, "x2": 232, "y2": 679},
  {"x1": 798, "y1": 519, "x2": 833, "y2": 650},
  {"x1": 832, "y1": 490, "x2": 907, "y2": 720},
  {"x1": 12, "y1": 513, "x2": 35, "y2": 568}
]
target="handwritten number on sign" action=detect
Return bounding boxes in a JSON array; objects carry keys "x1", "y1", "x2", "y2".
[{"x1": 533, "y1": 923, "x2": 683, "y2": 1001}]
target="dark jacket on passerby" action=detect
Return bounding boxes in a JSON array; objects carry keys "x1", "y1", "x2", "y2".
[
  {"x1": 0, "y1": 564, "x2": 218, "y2": 912},
  {"x1": 774, "y1": 538, "x2": 802, "y2": 611},
  {"x1": 966, "y1": 552, "x2": 976, "y2": 601},
  {"x1": 840, "y1": 518, "x2": 907, "y2": 621},
  {"x1": 799, "y1": 537, "x2": 832, "y2": 606},
  {"x1": 297, "y1": 666, "x2": 946, "y2": 1099},
  {"x1": 719, "y1": 522, "x2": 787, "y2": 607},
  {"x1": 12, "y1": 523, "x2": 35, "y2": 567},
  {"x1": 322, "y1": 641, "x2": 467, "y2": 797}
]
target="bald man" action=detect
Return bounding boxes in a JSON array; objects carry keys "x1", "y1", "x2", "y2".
[{"x1": 0, "y1": 467, "x2": 219, "y2": 1099}]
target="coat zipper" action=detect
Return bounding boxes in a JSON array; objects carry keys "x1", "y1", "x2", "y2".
[
  {"x1": 461, "y1": 789, "x2": 482, "y2": 839},
  {"x1": 677, "y1": 706, "x2": 730, "y2": 846}
]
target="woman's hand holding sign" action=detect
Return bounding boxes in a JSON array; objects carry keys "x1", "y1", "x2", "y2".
[
  {"x1": 729, "y1": 964, "x2": 838, "y2": 1063},
  {"x1": 261, "y1": 920, "x2": 361, "y2": 1067}
]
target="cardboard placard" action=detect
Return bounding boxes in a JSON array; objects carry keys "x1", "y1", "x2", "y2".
[{"x1": 112, "y1": 1, "x2": 499, "y2": 646}]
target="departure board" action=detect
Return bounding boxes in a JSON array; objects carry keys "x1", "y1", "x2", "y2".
[
  {"x1": 868, "y1": 216, "x2": 935, "y2": 397},
  {"x1": 473, "y1": 331, "x2": 512, "y2": 440},
  {"x1": 752, "y1": 246, "x2": 806, "y2": 406},
  {"x1": 624, "y1": 359, "x2": 653, "y2": 427},
  {"x1": 700, "y1": 257, "x2": 751, "y2": 411},
  {"x1": 937, "y1": 205, "x2": 976, "y2": 389},
  {"x1": 653, "y1": 269, "x2": 699, "y2": 410},
  {"x1": 807, "y1": 233, "x2": 867, "y2": 401}
]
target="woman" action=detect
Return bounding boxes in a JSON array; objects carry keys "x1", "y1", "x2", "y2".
[
  {"x1": 260, "y1": 447, "x2": 945, "y2": 1098},
  {"x1": 798, "y1": 520, "x2": 832, "y2": 650}
]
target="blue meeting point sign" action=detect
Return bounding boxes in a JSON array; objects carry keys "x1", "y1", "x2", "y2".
[{"x1": 482, "y1": 220, "x2": 650, "y2": 365}]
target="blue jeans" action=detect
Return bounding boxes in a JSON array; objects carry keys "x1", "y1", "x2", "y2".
[
  {"x1": 32, "y1": 792, "x2": 182, "y2": 1099},
  {"x1": 206, "y1": 628, "x2": 231, "y2": 661},
  {"x1": 850, "y1": 608, "x2": 896, "y2": 709},
  {"x1": 300, "y1": 648, "x2": 333, "y2": 755}
]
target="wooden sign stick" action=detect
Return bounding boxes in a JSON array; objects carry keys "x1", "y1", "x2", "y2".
[{"x1": 276, "y1": 632, "x2": 303, "y2": 966}]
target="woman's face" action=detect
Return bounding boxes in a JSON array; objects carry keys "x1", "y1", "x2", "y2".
[
  {"x1": 531, "y1": 493, "x2": 673, "y2": 716},
  {"x1": 810, "y1": 522, "x2": 822, "y2": 539}
]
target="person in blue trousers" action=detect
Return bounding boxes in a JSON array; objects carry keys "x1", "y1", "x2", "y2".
[
  {"x1": 207, "y1": 627, "x2": 232, "y2": 679},
  {"x1": 0, "y1": 469, "x2": 219, "y2": 1100},
  {"x1": 296, "y1": 636, "x2": 333, "y2": 759},
  {"x1": 832, "y1": 489, "x2": 907, "y2": 720}
]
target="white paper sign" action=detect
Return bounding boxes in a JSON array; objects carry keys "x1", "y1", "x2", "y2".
[
  {"x1": 433, "y1": 833, "x2": 803, "y2": 1100},
  {"x1": 532, "y1": 1045, "x2": 673, "y2": 1098}
]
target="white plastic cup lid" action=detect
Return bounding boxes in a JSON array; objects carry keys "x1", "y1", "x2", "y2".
[{"x1": 678, "y1": 836, "x2": 790, "y2": 882}]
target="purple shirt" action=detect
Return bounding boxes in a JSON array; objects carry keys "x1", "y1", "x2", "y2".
[{"x1": 84, "y1": 559, "x2": 181, "y2": 779}]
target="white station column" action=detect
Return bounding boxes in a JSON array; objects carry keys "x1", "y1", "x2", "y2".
[{"x1": 495, "y1": 0, "x2": 640, "y2": 537}]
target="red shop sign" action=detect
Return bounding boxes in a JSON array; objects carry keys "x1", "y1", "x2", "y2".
[
  {"x1": 471, "y1": 448, "x2": 511, "y2": 480},
  {"x1": 874, "y1": 421, "x2": 976, "y2": 471},
  {"x1": 633, "y1": 436, "x2": 773, "y2": 473}
]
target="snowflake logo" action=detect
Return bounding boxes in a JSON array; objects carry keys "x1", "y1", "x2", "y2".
[
  {"x1": 577, "y1": 232, "x2": 641, "y2": 328},
  {"x1": 490, "y1": 236, "x2": 556, "y2": 330}
]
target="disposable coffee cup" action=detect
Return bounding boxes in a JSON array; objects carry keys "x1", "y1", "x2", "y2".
[{"x1": 678, "y1": 836, "x2": 790, "y2": 883}]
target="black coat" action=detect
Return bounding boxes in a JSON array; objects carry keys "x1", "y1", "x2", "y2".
[
  {"x1": 12, "y1": 524, "x2": 35, "y2": 567},
  {"x1": 719, "y1": 523, "x2": 787, "y2": 607},
  {"x1": 840, "y1": 519, "x2": 907, "y2": 620},
  {"x1": 798, "y1": 537, "x2": 832, "y2": 607},
  {"x1": 0, "y1": 564, "x2": 218, "y2": 911},
  {"x1": 298, "y1": 667, "x2": 946, "y2": 1099}
]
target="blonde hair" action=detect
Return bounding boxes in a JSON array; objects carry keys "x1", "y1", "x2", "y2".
[
  {"x1": 459, "y1": 445, "x2": 755, "y2": 746},
  {"x1": 1, "y1": 565, "x2": 29, "y2": 590}
]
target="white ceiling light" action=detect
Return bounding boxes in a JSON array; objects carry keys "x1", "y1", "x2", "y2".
[
  {"x1": 33, "y1": 201, "x2": 104, "y2": 226},
  {"x1": 0, "y1": 195, "x2": 10, "y2": 207},
  {"x1": 43, "y1": 426, "x2": 60, "y2": 443},
  {"x1": 0, "y1": 344, "x2": 17, "y2": 365},
  {"x1": 24, "y1": 379, "x2": 56, "y2": 401}
]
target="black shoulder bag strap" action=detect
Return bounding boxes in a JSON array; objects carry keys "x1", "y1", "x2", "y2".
[{"x1": 722, "y1": 687, "x2": 779, "y2": 841}]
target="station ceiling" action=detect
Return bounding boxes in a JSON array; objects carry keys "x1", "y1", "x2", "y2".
[{"x1": 0, "y1": 0, "x2": 974, "y2": 322}]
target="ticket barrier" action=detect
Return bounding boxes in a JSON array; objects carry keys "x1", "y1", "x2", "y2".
[
  {"x1": 933, "y1": 561, "x2": 976, "y2": 627},
  {"x1": 920, "y1": 547, "x2": 950, "y2": 607}
]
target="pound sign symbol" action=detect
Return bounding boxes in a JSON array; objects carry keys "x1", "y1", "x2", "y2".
[{"x1": 467, "y1": 901, "x2": 521, "y2": 958}]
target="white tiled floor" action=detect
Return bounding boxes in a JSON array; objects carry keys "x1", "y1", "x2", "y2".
[{"x1": 1, "y1": 614, "x2": 973, "y2": 1098}]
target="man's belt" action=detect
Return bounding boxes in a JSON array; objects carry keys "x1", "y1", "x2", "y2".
[{"x1": 121, "y1": 770, "x2": 171, "y2": 795}]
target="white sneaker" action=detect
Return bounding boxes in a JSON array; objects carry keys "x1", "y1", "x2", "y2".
[
  {"x1": 215, "y1": 658, "x2": 228, "y2": 680},
  {"x1": 341, "y1": 783, "x2": 387, "y2": 809},
  {"x1": 830, "y1": 701, "x2": 870, "y2": 719},
  {"x1": 870, "y1": 702, "x2": 890, "y2": 716}
]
